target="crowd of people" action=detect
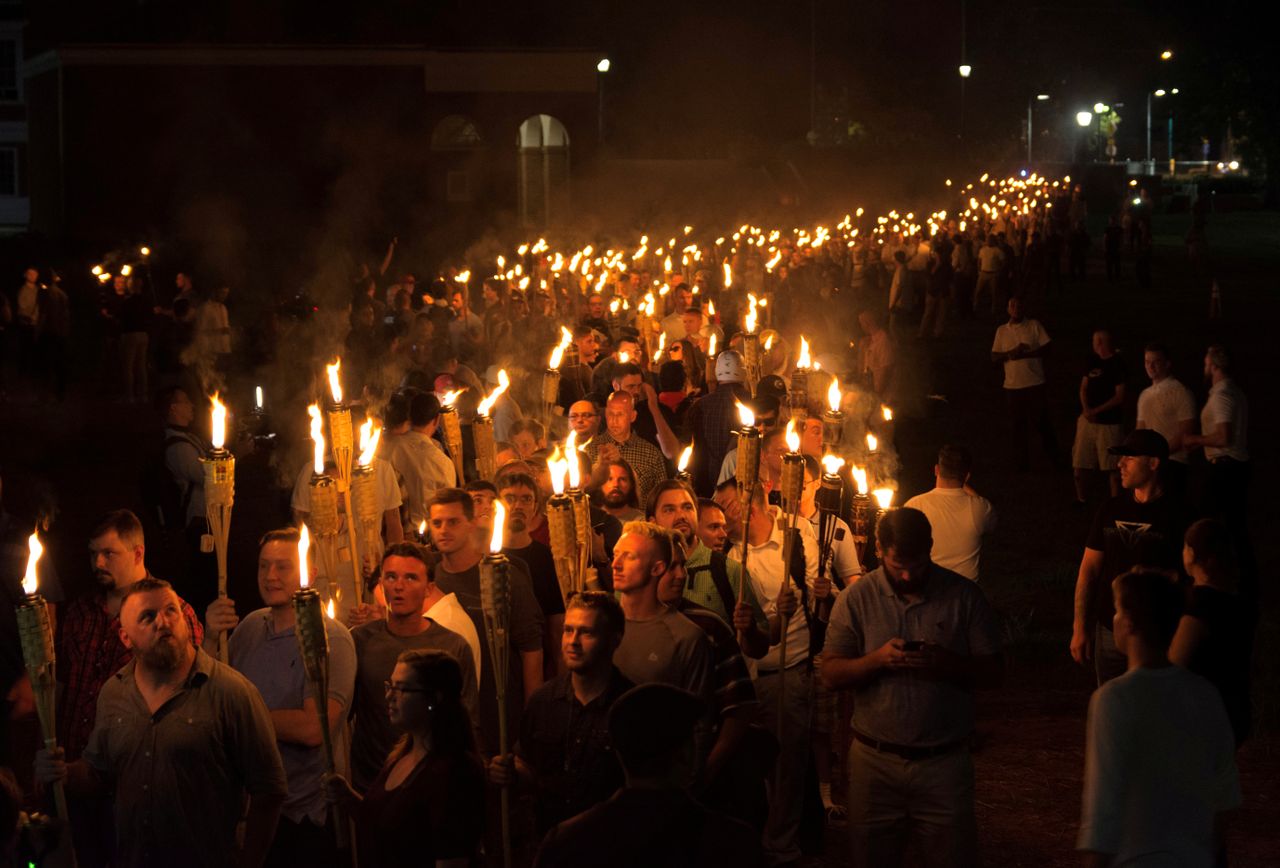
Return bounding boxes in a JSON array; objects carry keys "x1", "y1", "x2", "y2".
[{"x1": 0, "y1": 171, "x2": 1258, "y2": 868}]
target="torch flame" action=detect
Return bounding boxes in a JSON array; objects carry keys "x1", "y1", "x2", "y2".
[
  {"x1": 326, "y1": 359, "x2": 343, "y2": 404},
  {"x1": 852, "y1": 466, "x2": 869, "y2": 495},
  {"x1": 708, "y1": 333, "x2": 717, "y2": 355},
  {"x1": 418, "y1": 519, "x2": 427, "y2": 537},
  {"x1": 548, "y1": 446, "x2": 568, "y2": 495},
  {"x1": 565, "y1": 431, "x2": 582, "y2": 489},
  {"x1": 210, "y1": 393, "x2": 227, "y2": 449},
  {"x1": 477, "y1": 370, "x2": 510, "y2": 417},
  {"x1": 358, "y1": 419, "x2": 381, "y2": 467},
  {"x1": 91, "y1": 264, "x2": 103, "y2": 276},
  {"x1": 707, "y1": 299, "x2": 716, "y2": 317},
  {"x1": 764, "y1": 334, "x2": 775, "y2": 351},
  {"x1": 120, "y1": 264, "x2": 133, "y2": 277},
  {"x1": 255, "y1": 385, "x2": 264, "y2": 410},
  {"x1": 723, "y1": 262, "x2": 732, "y2": 287},
  {"x1": 326, "y1": 599, "x2": 336, "y2": 619},
  {"x1": 678, "y1": 444, "x2": 693, "y2": 472},
  {"x1": 827, "y1": 377, "x2": 842, "y2": 413},
  {"x1": 872, "y1": 488, "x2": 895, "y2": 509},
  {"x1": 821, "y1": 454, "x2": 845, "y2": 475},
  {"x1": 454, "y1": 270, "x2": 471, "y2": 283},
  {"x1": 797, "y1": 337, "x2": 812, "y2": 369},
  {"x1": 549, "y1": 343, "x2": 566, "y2": 370},
  {"x1": 866, "y1": 433, "x2": 879, "y2": 452},
  {"x1": 489, "y1": 500, "x2": 506, "y2": 554},
  {"x1": 22, "y1": 530, "x2": 42, "y2": 595},
  {"x1": 881, "y1": 405, "x2": 894, "y2": 422},
  {"x1": 736, "y1": 400, "x2": 755, "y2": 428},
  {"x1": 785, "y1": 418, "x2": 800, "y2": 453},
  {"x1": 440, "y1": 389, "x2": 463, "y2": 408},
  {"x1": 298, "y1": 524, "x2": 311, "y2": 589},
  {"x1": 308, "y1": 404, "x2": 325, "y2": 474},
  {"x1": 618, "y1": 350, "x2": 630, "y2": 365}
]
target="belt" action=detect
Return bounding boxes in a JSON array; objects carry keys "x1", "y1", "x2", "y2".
[{"x1": 852, "y1": 730, "x2": 966, "y2": 761}]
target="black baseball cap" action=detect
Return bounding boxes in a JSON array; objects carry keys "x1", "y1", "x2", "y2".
[{"x1": 1108, "y1": 429, "x2": 1169, "y2": 460}]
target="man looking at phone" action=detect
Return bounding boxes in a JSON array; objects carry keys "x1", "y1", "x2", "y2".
[{"x1": 821, "y1": 507, "x2": 1003, "y2": 867}]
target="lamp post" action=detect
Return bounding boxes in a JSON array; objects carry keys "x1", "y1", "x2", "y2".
[
  {"x1": 1027, "y1": 93, "x2": 1049, "y2": 164},
  {"x1": 1076, "y1": 109, "x2": 1094, "y2": 162},
  {"x1": 596, "y1": 57, "x2": 610, "y2": 147}
]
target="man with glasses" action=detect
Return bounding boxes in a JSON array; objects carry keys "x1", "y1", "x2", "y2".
[
  {"x1": 348, "y1": 542, "x2": 478, "y2": 790},
  {"x1": 567, "y1": 399, "x2": 601, "y2": 440}
]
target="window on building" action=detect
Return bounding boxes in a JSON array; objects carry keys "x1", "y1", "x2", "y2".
[
  {"x1": 0, "y1": 147, "x2": 17, "y2": 196},
  {"x1": 0, "y1": 38, "x2": 18, "y2": 102}
]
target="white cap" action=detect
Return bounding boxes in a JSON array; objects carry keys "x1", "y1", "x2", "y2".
[{"x1": 715, "y1": 350, "x2": 746, "y2": 383}]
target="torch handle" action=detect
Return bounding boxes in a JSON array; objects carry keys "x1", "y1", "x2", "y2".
[
  {"x1": 313, "y1": 693, "x2": 351, "y2": 850},
  {"x1": 496, "y1": 693, "x2": 512, "y2": 868},
  {"x1": 341, "y1": 489, "x2": 366, "y2": 606}
]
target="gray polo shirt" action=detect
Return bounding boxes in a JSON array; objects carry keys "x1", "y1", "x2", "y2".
[
  {"x1": 83, "y1": 649, "x2": 287, "y2": 868},
  {"x1": 228, "y1": 608, "x2": 356, "y2": 824},
  {"x1": 349, "y1": 619, "x2": 479, "y2": 789},
  {"x1": 823, "y1": 565, "x2": 1001, "y2": 747}
]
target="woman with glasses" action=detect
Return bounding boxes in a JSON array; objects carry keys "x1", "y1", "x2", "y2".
[{"x1": 325, "y1": 649, "x2": 485, "y2": 867}]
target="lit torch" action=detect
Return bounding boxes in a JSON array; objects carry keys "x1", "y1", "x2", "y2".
[
  {"x1": 15, "y1": 531, "x2": 71, "y2": 824},
  {"x1": 306, "y1": 404, "x2": 343, "y2": 604},
  {"x1": 544, "y1": 448, "x2": 579, "y2": 602},
  {"x1": 203, "y1": 393, "x2": 235, "y2": 663},
  {"x1": 439, "y1": 389, "x2": 466, "y2": 483},
  {"x1": 480, "y1": 501, "x2": 514, "y2": 868},
  {"x1": 544, "y1": 333, "x2": 570, "y2": 426},
  {"x1": 676, "y1": 444, "x2": 694, "y2": 485},
  {"x1": 324, "y1": 359, "x2": 365, "y2": 605},
  {"x1": 705, "y1": 332, "x2": 718, "y2": 393},
  {"x1": 351, "y1": 419, "x2": 384, "y2": 577},
  {"x1": 822, "y1": 377, "x2": 845, "y2": 448},
  {"x1": 732, "y1": 401, "x2": 761, "y2": 644},
  {"x1": 474, "y1": 370, "x2": 509, "y2": 481},
  {"x1": 565, "y1": 431, "x2": 595, "y2": 591},
  {"x1": 775, "y1": 420, "x2": 806, "y2": 731},
  {"x1": 790, "y1": 336, "x2": 812, "y2": 418},
  {"x1": 849, "y1": 465, "x2": 873, "y2": 559},
  {"x1": 741, "y1": 295, "x2": 761, "y2": 392}
]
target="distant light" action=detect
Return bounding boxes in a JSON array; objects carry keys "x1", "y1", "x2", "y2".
[
  {"x1": 1132, "y1": 198, "x2": 1142, "y2": 206},
  {"x1": 1228, "y1": 160, "x2": 1240, "y2": 171},
  {"x1": 1076, "y1": 111, "x2": 1094, "y2": 127},
  {"x1": 1217, "y1": 162, "x2": 1225, "y2": 170},
  {"x1": 958, "y1": 64, "x2": 972, "y2": 78},
  {"x1": 1160, "y1": 49, "x2": 1173, "y2": 61},
  {"x1": 596, "y1": 58, "x2": 611, "y2": 73},
  {"x1": 1020, "y1": 169, "x2": 1028, "y2": 177},
  {"x1": 1129, "y1": 179, "x2": 1138, "y2": 187},
  {"x1": 1171, "y1": 88, "x2": 1180, "y2": 95},
  {"x1": 1093, "y1": 102, "x2": 1110, "y2": 114},
  {"x1": 1154, "y1": 89, "x2": 1166, "y2": 97},
  {"x1": 1036, "y1": 93, "x2": 1050, "y2": 101}
]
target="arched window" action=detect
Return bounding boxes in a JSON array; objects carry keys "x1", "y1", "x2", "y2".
[{"x1": 517, "y1": 115, "x2": 570, "y2": 227}]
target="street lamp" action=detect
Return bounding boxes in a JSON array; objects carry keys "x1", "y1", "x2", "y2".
[
  {"x1": 1076, "y1": 111, "x2": 1094, "y2": 127},
  {"x1": 596, "y1": 58, "x2": 610, "y2": 145},
  {"x1": 1026, "y1": 93, "x2": 1050, "y2": 164},
  {"x1": 1160, "y1": 49, "x2": 1173, "y2": 61},
  {"x1": 958, "y1": 64, "x2": 972, "y2": 78},
  {"x1": 1147, "y1": 87, "x2": 1178, "y2": 175},
  {"x1": 1093, "y1": 102, "x2": 1110, "y2": 114}
]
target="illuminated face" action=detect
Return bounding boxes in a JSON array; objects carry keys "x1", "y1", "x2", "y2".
[
  {"x1": 657, "y1": 544, "x2": 689, "y2": 603},
  {"x1": 588, "y1": 296, "x2": 605, "y2": 318},
  {"x1": 652, "y1": 488, "x2": 698, "y2": 545},
  {"x1": 674, "y1": 288, "x2": 693, "y2": 311},
  {"x1": 697, "y1": 504, "x2": 729, "y2": 552},
  {"x1": 605, "y1": 398, "x2": 635, "y2": 440},
  {"x1": 385, "y1": 661, "x2": 434, "y2": 729},
  {"x1": 569, "y1": 401, "x2": 599, "y2": 437},
  {"x1": 167, "y1": 389, "x2": 195, "y2": 428},
  {"x1": 879, "y1": 545, "x2": 932, "y2": 591},
  {"x1": 257, "y1": 540, "x2": 301, "y2": 609},
  {"x1": 89, "y1": 531, "x2": 142, "y2": 592},
  {"x1": 611, "y1": 533, "x2": 661, "y2": 593},
  {"x1": 428, "y1": 502, "x2": 473, "y2": 554},
  {"x1": 602, "y1": 465, "x2": 633, "y2": 507},
  {"x1": 681, "y1": 311, "x2": 704, "y2": 336},
  {"x1": 1118, "y1": 454, "x2": 1157, "y2": 490},
  {"x1": 801, "y1": 418, "x2": 823, "y2": 456},
  {"x1": 1144, "y1": 351, "x2": 1169, "y2": 382},
  {"x1": 576, "y1": 333, "x2": 600, "y2": 361},
  {"x1": 562, "y1": 607, "x2": 614, "y2": 673},
  {"x1": 510, "y1": 431, "x2": 540, "y2": 459},
  {"x1": 763, "y1": 435, "x2": 787, "y2": 478},
  {"x1": 451, "y1": 291, "x2": 467, "y2": 312},
  {"x1": 119, "y1": 588, "x2": 190, "y2": 670},
  {"x1": 380, "y1": 554, "x2": 430, "y2": 618},
  {"x1": 499, "y1": 485, "x2": 539, "y2": 533},
  {"x1": 616, "y1": 373, "x2": 644, "y2": 401},
  {"x1": 469, "y1": 490, "x2": 495, "y2": 526}
]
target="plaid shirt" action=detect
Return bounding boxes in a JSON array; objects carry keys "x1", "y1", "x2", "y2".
[
  {"x1": 684, "y1": 384, "x2": 751, "y2": 495},
  {"x1": 56, "y1": 587, "x2": 204, "y2": 759},
  {"x1": 586, "y1": 431, "x2": 669, "y2": 506}
]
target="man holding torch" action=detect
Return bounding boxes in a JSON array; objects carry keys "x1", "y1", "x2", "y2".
[
  {"x1": 36, "y1": 577, "x2": 287, "y2": 868},
  {"x1": 200, "y1": 528, "x2": 356, "y2": 866}
]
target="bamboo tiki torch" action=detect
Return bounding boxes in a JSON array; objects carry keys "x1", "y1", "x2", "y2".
[
  {"x1": 870, "y1": 488, "x2": 895, "y2": 561},
  {"x1": 16, "y1": 532, "x2": 72, "y2": 829},
  {"x1": 565, "y1": 431, "x2": 594, "y2": 592},
  {"x1": 325, "y1": 360, "x2": 365, "y2": 606},
  {"x1": 741, "y1": 297, "x2": 761, "y2": 396},
  {"x1": 473, "y1": 370, "x2": 510, "y2": 482},
  {"x1": 774, "y1": 421, "x2": 806, "y2": 744},
  {"x1": 544, "y1": 449, "x2": 579, "y2": 603},
  {"x1": 790, "y1": 336, "x2": 813, "y2": 420},
  {"x1": 480, "y1": 502, "x2": 514, "y2": 868},
  {"x1": 203, "y1": 394, "x2": 235, "y2": 663},
  {"x1": 308, "y1": 405, "x2": 344, "y2": 606},
  {"x1": 822, "y1": 377, "x2": 846, "y2": 450},
  {"x1": 705, "y1": 333, "x2": 718, "y2": 394},
  {"x1": 543, "y1": 334, "x2": 569, "y2": 429},
  {"x1": 850, "y1": 466, "x2": 873, "y2": 562},
  {"x1": 438, "y1": 389, "x2": 465, "y2": 484},
  {"x1": 292, "y1": 526, "x2": 350, "y2": 848},
  {"x1": 351, "y1": 420, "x2": 384, "y2": 580},
  {"x1": 816, "y1": 455, "x2": 846, "y2": 580},
  {"x1": 733, "y1": 400, "x2": 761, "y2": 647}
]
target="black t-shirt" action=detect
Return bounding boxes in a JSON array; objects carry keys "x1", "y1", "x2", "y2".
[
  {"x1": 1185, "y1": 585, "x2": 1253, "y2": 745},
  {"x1": 1085, "y1": 492, "x2": 1186, "y2": 624},
  {"x1": 358, "y1": 751, "x2": 485, "y2": 868},
  {"x1": 1083, "y1": 353, "x2": 1126, "y2": 425},
  {"x1": 506, "y1": 541, "x2": 567, "y2": 618}
]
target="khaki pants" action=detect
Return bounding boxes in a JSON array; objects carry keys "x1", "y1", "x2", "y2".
[{"x1": 847, "y1": 739, "x2": 976, "y2": 868}]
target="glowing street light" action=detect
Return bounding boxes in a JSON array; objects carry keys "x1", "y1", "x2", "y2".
[
  {"x1": 1036, "y1": 93, "x2": 1050, "y2": 101},
  {"x1": 958, "y1": 64, "x2": 972, "y2": 78},
  {"x1": 1154, "y1": 89, "x2": 1166, "y2": 97},
  {"x1": 596, "y1": 58, "x2": 611, "y2": 73},
  {"x1": 1160, "y1": 49, "x2": 1173, "y2": 61},
  {"x1": 1093, "y1": 102, "x2": 1110, "y2": 114},
  {"x1": 1076, "y1": 110, "x2": 1094, "y2": 127}
]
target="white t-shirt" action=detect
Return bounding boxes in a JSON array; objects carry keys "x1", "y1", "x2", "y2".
[
  {"x1": 384, "y1": 430, "x2": 458, "y2": 527},
  {"x1": 747, "y1": 507, "x2": 819, "y2": 671},
  {"x1": 992, "y1": 319, "x2": 1050, "y2": 389},
  {"x1": 1201, "y1": 378, "x2": 1249, "y2": 462},
  {"x1": 1136, "y1": 377, "x2": 1197, "y2": 464},
  {"x1": 1078, "y1": 666, "x2": 1240, "y2": 864},
  {"x1": 903, "y1": 487, "x2": 997, "y2": 580},
  {"x1": 425, "y1": 592, "x2": 482, "y2": 681},
  {"x1": 978, "y1": 244, "x2": 1005, "y2": 273},
  {"x1": 805, "y1": 513, "x2": 863, "y2": 583}
]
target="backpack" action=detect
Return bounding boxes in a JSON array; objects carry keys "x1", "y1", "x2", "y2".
[{"x1": 140, "y1": 434, "x2": 199, "y2": 530}]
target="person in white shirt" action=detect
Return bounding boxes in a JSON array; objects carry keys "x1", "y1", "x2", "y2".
[
  {"x1": 904, "y1": 446, "x2": 997, "y2": 580},
  {"x1": 385, "y1": 392, "x2": 458, "y2": 532},
  {"x1": 743, "y1": 486, "x2": 824, "y2": 864},
  {"x1": 1078, "y1": 569, "x2": 1240, "y2": 866},
  {"x1": 1136, "y1": 342, "x2": 1197, "y2": 497},
  {"x1": 974, "y1": 235, "x2": 1007, "y2": 315},
  {"x1": 991, "y1": 297, "x2": 1060, "y2": 471},
  {"x1": 660, "y1": 284, "x2": 694, "y2": 342}
]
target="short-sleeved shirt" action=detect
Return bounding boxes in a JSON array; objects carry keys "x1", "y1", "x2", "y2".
[
  {"x1": 1085, "y1": 493, "x2": 1187, "y2": 625},
  {"x1": 434, "y1": 559, "x2": 545, "y2": 755},
  {"x1": 674, "y1": 601, "x2": 759, "y2": 718},
  {"x1": 518, "y1": 668, "x2": 633, "y2": 833},
  {"x1": 1078, "y1": 666, "x2": 1240, "y2": 862},
  {"x1": 1201, "y1": 378, "x2": 1249, "y2": 462},
  {"x1": 903, "y1": 488, "x2": 997, "y2": 581},
  {"x1": 384, "y1": 430, "x2": 458, "y2": 527},
  {"x1": 228, "y1": 608, "x2": 357, "y2": 823},
  {"x1": 823, "y1": 565, "x2": 1002, "y2": 747},
  {"x1": 349, "y1": 619, "x2": 478, "y2": 789},
  {"x1": 82, "y1": 650, "x2": 287, "y2": 868},
  {"x1": 1083, "y1": 353, "x2": 1126, "y2": 425},
  {"x1": 614, "y1": 607, "x2": 714, "y2": 704},
  {"x1": 992, "y1": 319, "x2": 1050, "y2": 389},
  {"x1": 683, "y1": 541, "x2": 769, "y2": 634},
  {"x1": 806, "y1": 513, "x2": 863, "y2": 584},
  {"x1": 1137, "y1": 377, "x2": 1197, "y2": 463},
  {"x1": 747, "y1": 508, "x2": 820, "y2": 671}
]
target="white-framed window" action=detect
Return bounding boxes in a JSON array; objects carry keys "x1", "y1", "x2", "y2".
[
  {"x1": 0, "y1": 147, "x2": 18, "y2": 196},
  {"x1": 0, "y1": 35, "x2": 19, "y2": 103}
]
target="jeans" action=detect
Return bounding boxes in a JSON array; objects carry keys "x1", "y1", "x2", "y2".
[
  {"x1": 120, "y1": 331, "x2": 149, "y2": 402},
  {"x1": 754, "y1": 665, "x2": 813, "y2": 864}
]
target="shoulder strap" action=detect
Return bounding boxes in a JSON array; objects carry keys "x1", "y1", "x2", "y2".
[{"x1": 706, "y1": 551, "x2": 738, "y2": 620}]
